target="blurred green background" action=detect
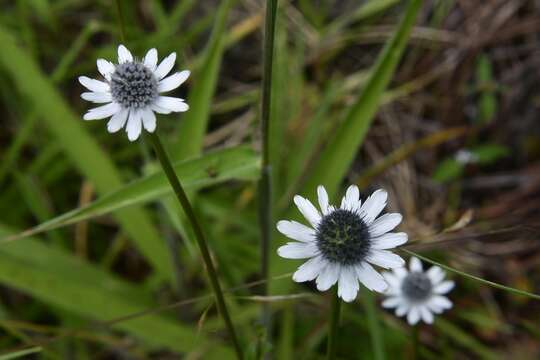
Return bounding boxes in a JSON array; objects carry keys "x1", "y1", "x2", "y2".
[{"x1": 0, "y1": 0, "x2": 539, "y2": 358}]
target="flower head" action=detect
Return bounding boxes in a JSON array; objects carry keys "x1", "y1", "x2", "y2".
[
  {"x1": 277, "y1": 185, "x2": 408, "y2": 302},
  {"x1": 382, "y1": 257, "x2": 454, "y2": 325},
  {"x1": 79, "y1": 45, "x2": 190, "y2": 141}
]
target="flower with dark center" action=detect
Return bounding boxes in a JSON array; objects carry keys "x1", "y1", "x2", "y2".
[
  {"x1": 401, "y1": 272, "x2": 432, "y2": 301},
  {"x1": 79, "y1": 44, "x2": 190, "y2": 141},
  {"x1": 382, "y1": 257, "x2": 455, "y2": 325},
  {"x1": 276, "y1": 185, "x2": 408, "y2": 302},
  {"x1": 316, "y1": 209, "x2": 371, "y2": 265}
]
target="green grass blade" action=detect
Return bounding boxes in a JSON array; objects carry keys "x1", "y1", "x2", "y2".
[
  {"x1": 0, "y1": 347, "x2": 42, "y2": 360},
  {"x1": 435, "y1": 318, "x2": 498, "y2": 360},
  {"x1": 0, "y1": 226, "x2": 233, "y2": 357},
  {"x1": 0, "y1": 25, "x2": 171, "y2": 278},
  {"x1": 362, "y1": 290, "x2": 385, "y2": 360},
  {"x1": 302, "y1": 0, "x2": 423, "y2": 199},
  {"x1": 4, "y1": 146, "x2": 259, "y2": 242},
  {"x1": 170, "y1": 0, "x2": 235, "y2": 160}
]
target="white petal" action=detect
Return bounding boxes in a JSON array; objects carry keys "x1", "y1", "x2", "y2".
[
  {"x1": 293, "y1": 256, "x2": 326, "y2": 282},
  {"x1": 142, "y1": 108, "x2": 157, "y2": 132},
  {"x1": 150, "y1": 103, "x2": 173, "y2": 114},
  {"x1": 97, "y1": 59, "x2": 115, "y2": 80},
  {"x1": 409, "y1": 257, "x2": 423, "y2": 272},
  {"x1": 338, "y1": 266, "x2": 359, "y2": 302},
  {"x1": 431, "y1": 295, "x2": 452, "y2": 310},
  {"x1": 382, "y1": 296, "x2": 402, "y2": 308},
  {"x1": 277, "y1": 242, "x2": 318, "y2": 259},
  {"x1": 427, "y1": 266, "x2": 445, "y2": 284},
  {"x1": 107, "y1": 108, "x2": 129, "y2": 133},
  {"x1": 154, "y1": 52, "x2": 176, "y2": 79},
  {"x1": 359, "y1": 189, "x2": 388, "y2": 224},
  {"x1": 276, "y1": 220, "x2": 316, "y2": 243},
  {"x1": 158, "y1": 70, "x2": 190, "y2": 93},
  {"x1": 316, "y1": 262, "x2": 340, "y2": 291},
  {"x1": 369, "y1": 213, "x2": 402, "y2": 237},
  {"x1": 394, "y1": 267, "x2": 408, "y2": 279},
  {"x1": 419, "y1": 305, "x2": 434, "y2": 324},
  {"x1": 407, "y1": 306, "x2": 420, "y2": 325},
  {"x1": 396, "y1": 303, "x2": 410, "y2": 317},
  {"x1": 355, "y1": 263, "x2": 388, "y2": 293},
  {"x1": 81, "y1": 92, "x2": 112, "y2": 103},
  {"x1": 83, "y1": 102, "x2": 120, "y2": 120},
  {"x1": 293, "y1": 195, "x2": 321, "y2": 228},
  {"x1": 382, "y1": 272, "x2": 401, "y2": 290},
  {"x1": 118, "y1": 44, "x2": 133, "y2": 63},
  {"x1": 372, "y1": 232, "x2": 408, "y2": 250},
  {"x1": 433, "y1": 281, "x2": 455, "y2": 295},
  {"x1": 367, "y1": 250, "x2": 405, "y2": 269},
  {"x1": 154, "y1": 96, "x2": 189, "y2": 112},
  {"x1": 126, "y1": 109, "x2": 142, "y2": 141},
  {"x1": 79, "y1": 76, "x2": 110, "y2": 92},
  {"x1": 144, "y1": 48, "x2": 158, "y2": 71},
  {"x1": 317, "y1": 185, "x2": 329, "y2": 215},
  {"x1": 426, "y1": 300, "x2": 444, "y2": 314},
  {"x1": 341, "y1": 185, "x2": 360, "y2": 212}
]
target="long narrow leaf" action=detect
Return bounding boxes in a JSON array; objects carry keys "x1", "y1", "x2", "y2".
[{"x1": 3, "y1": 146, "x2": 259, "y2": 242}]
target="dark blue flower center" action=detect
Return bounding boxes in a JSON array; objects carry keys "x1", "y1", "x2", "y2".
[
  {"x1": 401, "y1": 272, "x2": 432, "y2": 301},
  {"x1": 110, "y1": 62, "x2": 158, "y2": 108},
  {"x1": 316, "y1": 209, "x2": 371, "y2": 265}
]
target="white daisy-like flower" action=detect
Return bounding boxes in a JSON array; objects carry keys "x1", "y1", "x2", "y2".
[
  {"x1": 78, "y1": 44, "x2": 190, "y2": 141},
  {"x1": 382, "y1": 257, "x2": 455, "y2": 325},
  {"x1": 276, "y1": 185, "x2": 408, "y2": 302}
]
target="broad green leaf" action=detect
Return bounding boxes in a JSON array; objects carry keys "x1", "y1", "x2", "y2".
[
  {"x1": 4, "y1": 146, "x2": 260, "y2": 242},
  {"x1": 0, "y1": 225, "x2": 233, "y2": 357},
  {"x1": 0, "y1": 26, "x2": 171, "y2": 278}
]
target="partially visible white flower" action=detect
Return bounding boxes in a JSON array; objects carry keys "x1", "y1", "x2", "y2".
[
  {"x1": 276, "y1": 185, "x2": 408, "y2": 303},
  {"x1": 382, "y1": 257, "x2": 454, "y2": 325},
  {"x1": 455, "y1": 149, "x2": 478, "y2": 165},
  {"x1": 79, "y1": 44, "x2": 190, "y2": 141}
]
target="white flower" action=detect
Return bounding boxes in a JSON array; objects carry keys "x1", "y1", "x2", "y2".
[
  {"x1": 455, "y1": 149, "x2": 478, "y2": 164},
  {"x1": 79, "y1": 44, "x2": 190, "y2": 141},
  {"x1": 276, "y1": 185, "x2": 408, "y2": 303},
  {"x1": 382, "y1": 257, "x2": 454, "y2": 325}
]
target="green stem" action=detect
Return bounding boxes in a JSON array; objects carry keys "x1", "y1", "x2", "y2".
[
  {"x1": 147, "y1": 132, "x2": 243, "y2": 360},
  {"x1": 114, "y1": 0, "x2": 127, "y2": 42},
  {"x1": 258, "y1": 0, "x2": 278, "y2": 336},
  {"x1": 326, "y1": 289, "x2": 341, "y2": 360},
  {"x1": 412, "y1": 325, "x2": 419, "y2": 359}
]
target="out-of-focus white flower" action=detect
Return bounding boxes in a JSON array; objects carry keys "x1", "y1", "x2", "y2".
[
  {"x1": 455, "y1": 149, "x2": 478, "y2": 164},
  {"x1": 382, "y1": 257, "x2": 454, "y2": 325},
  {"x1": 277, "y1": 185, "x2": 408, "y2": 302},
  {"x1": 79, "y1": 45, "x2": 190, "y2": 141}
]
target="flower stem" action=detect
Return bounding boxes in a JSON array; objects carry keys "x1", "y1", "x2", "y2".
[
  {"x1": 258, "y1": 0, "x2": 278, "y2": 342},
  {"x1": 114, "y1": 0, "x2": 127, "y2": 42},
  {"x1": 326, "y1": 289, "x2": 341, "y2": 360},
  {"x1": 147, "y1": 132, "x2": 243, "y2": 360},
  {"x1": 412, "y1": 325, "x2": 419, "y2": 359}
]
